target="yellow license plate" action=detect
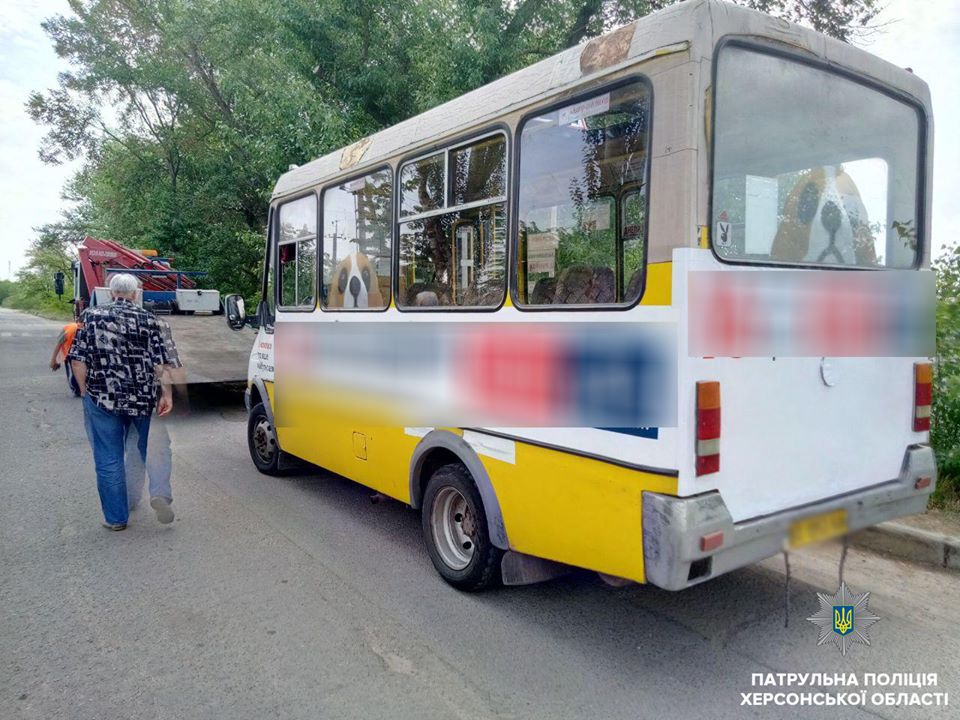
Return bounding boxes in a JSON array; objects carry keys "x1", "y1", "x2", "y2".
[{"x1": 789, "y1": 509, "x2": 848, "y2": 549}]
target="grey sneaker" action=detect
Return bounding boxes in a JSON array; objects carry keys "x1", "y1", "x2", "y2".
[
  {"x1": 150, "y1": 496, "x2": 175, "y2": 524},
  {"x1": 101, "y1": 522, "x2": 127, "y2": 531}
]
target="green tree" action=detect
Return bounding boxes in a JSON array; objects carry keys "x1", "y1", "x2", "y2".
[
  {"x1": 26, "y1": 0, "x2": 364, "y2": 298},
  {"x1": 3, "y1": 224, "x2": 81, "y2": 318}
]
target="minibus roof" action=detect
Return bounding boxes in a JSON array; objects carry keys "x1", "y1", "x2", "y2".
[{"x1": 272, "y1": 0, "x2": 930, "y2": 202}]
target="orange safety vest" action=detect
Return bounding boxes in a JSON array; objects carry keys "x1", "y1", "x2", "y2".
[{"x1": 59, "y1": 322, "x2": 79, "y2": 360}]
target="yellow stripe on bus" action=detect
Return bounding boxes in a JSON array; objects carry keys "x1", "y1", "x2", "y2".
[{"x1": 640, "y1": 261, "x2": 672, "y2": 306}]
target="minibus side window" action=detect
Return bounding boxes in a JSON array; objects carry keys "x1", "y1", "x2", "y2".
[
  {"x1": 262, "y1": 226, "x2": 276, "y2": 330},
  {"x1": 450, "y1": 135, "x2": 505, "y2": 205},
  {"x1": 277, "y1": 194, "x2": 318, "y2": 310},
  {"x1": 399, "y1": 153, "x2": 444, "y2": 218},
  {"x1": 397, "y1": 133, "x2": 508, "y2": 309},
  {"x1": 516, "y1": 80, "x2": 651, "y2": 307},
  {"x1": 321, "y1": 169, "x2": 392, "y2": 310}
]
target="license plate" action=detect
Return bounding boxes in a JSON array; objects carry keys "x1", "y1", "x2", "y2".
[{"x1": 789, "y1": 509, "x2": 848, "y2": 549}]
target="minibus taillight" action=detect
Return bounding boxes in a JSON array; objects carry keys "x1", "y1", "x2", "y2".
[
  {"x1": 696, "y1": 381, "x2": 720, "y2": 476},
  {"x1": 914, "y1": 363, "x2": 932, "y2": 432}
]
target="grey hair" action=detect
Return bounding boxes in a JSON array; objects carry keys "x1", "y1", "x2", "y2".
[{"x1": 109, "y1": 273, "x2": 140, "y2": 297}]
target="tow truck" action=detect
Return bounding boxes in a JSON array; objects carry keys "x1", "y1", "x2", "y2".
[{"x1": 68, "y1": 236, "x2": 252, "y2": 385}]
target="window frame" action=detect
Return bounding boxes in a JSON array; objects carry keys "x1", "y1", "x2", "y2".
[
  {"x1": 319, "y1": 164, "x2": 394, "y2": 313},
  {"x1": 275, "y1": 189, "x2": 320, "y2": 313},
  {"x1": 260, "y1": 205, "x2": 276, "y2": 332},
  {"x1": 708, "y1": 37, "x2": 928, "y2": 271},
  {"x1": 394, "y1": 125, "x2": 512, "y2": 313},
  {"x1": 509, "y1": 74, "x2": 655, "y2": 312},
  {"x1": 617, "y1": 180, "x2": 648, "y2": 298}
]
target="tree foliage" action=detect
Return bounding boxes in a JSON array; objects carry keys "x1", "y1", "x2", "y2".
[
  {"x1": 0, "y1": 280, "x2": 18, "y2": 305},
  {"x1": 3, "y1": 224, "x2": 81, "y2": 319}
]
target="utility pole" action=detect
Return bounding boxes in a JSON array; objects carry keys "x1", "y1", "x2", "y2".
[{"x1": 329, "y1": 220, "x2": 340, "y2": 265}]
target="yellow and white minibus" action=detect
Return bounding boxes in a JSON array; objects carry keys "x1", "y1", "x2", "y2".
[{"x1": 225, "y1": 0, "x2": 937, "y2": 591}]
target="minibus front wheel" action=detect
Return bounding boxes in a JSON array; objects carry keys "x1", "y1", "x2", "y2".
[
  {"x1": 422, "y1": 463, "x2": 503, "y2": 591},
  {"x1": 247, "y1": 402, "x2": 281, "y2": 475}
]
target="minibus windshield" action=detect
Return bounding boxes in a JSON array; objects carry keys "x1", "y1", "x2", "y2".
[{"x1": 712, "y1": 44, "x2": 924, "y2": 269}]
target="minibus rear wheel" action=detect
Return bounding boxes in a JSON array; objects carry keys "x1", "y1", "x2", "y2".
[
  {"x1": 248, "y1": 402, "x2": 281, "y2": 475},
  {"x1": 422, "y1": 463, "x2": 502, "y2": 591}
]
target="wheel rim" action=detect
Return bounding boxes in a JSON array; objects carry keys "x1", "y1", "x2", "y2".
[
  {"x1": 252, "y1": 416, "x2": 277, "y2": 464},
  {"x1": 430, "y1": 486, "x2": 476, "y2": 571}
]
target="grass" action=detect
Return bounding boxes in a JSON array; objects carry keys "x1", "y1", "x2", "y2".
[
  {"x1": 930, "y1": 475, "x2": 960, "y2": 514},
  {"x1": 1, "y1": 299, "x2": 74, "y2": 321},
  {"x1": 18, "y1": 307, "x2": 75, "y2": 321}
]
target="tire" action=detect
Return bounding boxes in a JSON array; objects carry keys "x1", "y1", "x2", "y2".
[
  {"x1": 421, "y1": 463, "x2": 503, "y2": 591},
  {"x1": 247, "y1": 402, "x2": 282, "y2": 475}
]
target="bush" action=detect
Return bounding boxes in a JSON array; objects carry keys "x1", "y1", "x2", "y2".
[
  {"x1": 2, "y1": 226, "x2": 76, "y2": 320},
  {"x1": 0, "y1": 279, "x2": 17, "y2": 304},
  {"x1": 931, "y1": 242, "x2": 960, "y2": 509},
  {"x1": 3, "y1": 275, "x2": 74, "y2": 320}
]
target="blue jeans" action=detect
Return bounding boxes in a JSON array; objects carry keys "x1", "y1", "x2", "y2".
[
  {"x1": 125, "y1": 418, "x2": 173, "y2": 508},
  {"x1": 82, "y1": 395, "x2": 152, "y2": 525}
]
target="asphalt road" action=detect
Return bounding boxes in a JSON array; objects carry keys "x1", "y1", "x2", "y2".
[{"x1": 2, "y1": 307, "x2": 958, "y2": 720}]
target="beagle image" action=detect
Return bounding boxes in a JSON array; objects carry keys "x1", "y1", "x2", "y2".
[
  {"x1": 770, "y1": 166, "x2": 877, "y2": 266},
  {"x1": 326, "y1": 250, "x2": 384, "y2": 309}
]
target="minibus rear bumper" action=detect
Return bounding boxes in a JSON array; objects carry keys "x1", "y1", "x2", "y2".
[{"x1": 641, "y1": 444, "x2": 937, "y2": 591}]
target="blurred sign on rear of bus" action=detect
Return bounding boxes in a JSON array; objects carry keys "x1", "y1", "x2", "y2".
[
  {"x1": 688, "y1": 270, "x2": 935, "y2": 358},
  {"x1": 275, "y1": 322, "x2": 676, "y2": 428}
]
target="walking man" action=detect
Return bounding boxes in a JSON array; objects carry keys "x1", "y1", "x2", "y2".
[{"x1": 69, "y1": 273, "x2": 175, "y2": 530}]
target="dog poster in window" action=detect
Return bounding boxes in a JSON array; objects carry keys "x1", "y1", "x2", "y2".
[{"x1": 527, "y1": 232, "x2": 560, "y2": 275}]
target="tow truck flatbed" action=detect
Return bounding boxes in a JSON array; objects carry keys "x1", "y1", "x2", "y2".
[{"x1": 162, "y1": 314, "x2": 254, "y2": 385}]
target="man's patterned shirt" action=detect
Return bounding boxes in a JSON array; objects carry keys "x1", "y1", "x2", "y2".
[{"x1": 68, "y1": 298, "x2": 173, "y2": 416}]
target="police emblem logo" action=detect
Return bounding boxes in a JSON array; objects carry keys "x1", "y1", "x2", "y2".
[
  {"x1": 807, "y1": 582, "x2": 880, "y2": 656},
  {"x1": 833, "y1": 605, "x2": 854, "y2": 636}
]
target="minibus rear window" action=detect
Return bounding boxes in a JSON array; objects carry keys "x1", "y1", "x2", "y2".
[{"x1": 712, "y1": 44, "x2": 924, "y2": 269}]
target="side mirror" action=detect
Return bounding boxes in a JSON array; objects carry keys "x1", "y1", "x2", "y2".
[
  {"x1": 54, "y1": 271, "x2": 65, "y2": 299},
  {"x1": 224, "y1": 294, "x2": 246, "y2": 331}
]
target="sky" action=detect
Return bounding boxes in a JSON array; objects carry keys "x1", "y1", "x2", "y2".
[{"x1": 0, "y1": 0, "x2": 958, "y2": 280}]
